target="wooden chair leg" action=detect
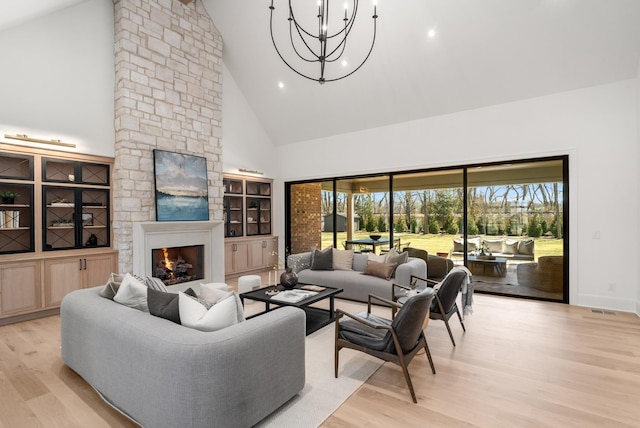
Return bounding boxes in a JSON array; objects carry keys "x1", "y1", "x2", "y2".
[
  {"x1": 444, "y1": 318, "x2": 456, "y2": 346},
  {"x1": 398, "y1": 356, "x2": 418, "y2": 404},
  {"x1": 423, "y1": 336, "x2": 436, "y2": 374},
  {"x1": 422, "y1": 333, "x2": 436, "y2": 374},
  {"x1": 456, "y1": 308, "x2": 466, "y2": 332},
  {"x1": 334, "y1": 318, "x2": 340, "y2": 378}
]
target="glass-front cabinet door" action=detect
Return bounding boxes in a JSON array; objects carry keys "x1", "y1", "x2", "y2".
[
  {"x1": 0, "y1": 152, "x2": 35, "y2": 254},
  {"x1": 0, "y1": 183, "x2": 34, "y2": 254},
  {"x1": 246, "y1": 197, "x2": 271, "y2": 236},
  {"x1": 80, "y1": 189, "x2": 110, "y2": 248},
  {"x1": 42, "y1": 158, "x2": 110, "y2": 186},
  {"x1": 43, "y1": 187, "x2": 110, "y2": 250},
  {"x1": 224, "y1": 195, "x2": 243, "y2": 238}
]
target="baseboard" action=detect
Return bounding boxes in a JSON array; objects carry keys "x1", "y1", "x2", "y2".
[
  {"x1": 0, "y1": 308, "x2": 59, "y2": 326},
  {"x1": 577, "y1": 294, "x2": 637, "y2": 314},
  {"x1": 636, "y1": 300, "x2": 640, "y2": 317}
]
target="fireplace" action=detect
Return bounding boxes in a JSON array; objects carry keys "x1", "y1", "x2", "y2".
[
  {"x1": 152, "y1": 245, "x2": 204, "y2": 285},
  {"x1": 132, "y1": 221, "x2": 224, "y2": 286}
]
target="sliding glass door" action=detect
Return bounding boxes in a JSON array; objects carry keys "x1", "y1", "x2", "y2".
[
  {"x1": 465, "y1": 160, "x2": 565, "y2": 300},
  {"x1": 285, "y1": 156, "x2": 568, "y2": 303}
]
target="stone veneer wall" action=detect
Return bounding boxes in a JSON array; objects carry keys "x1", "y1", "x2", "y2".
[
  {"x1": 289, "y1": 183, "x2": 322, "y2": 254},
  {"x1": 113, "y1": 0, "x2": 223, "y2": 273}
]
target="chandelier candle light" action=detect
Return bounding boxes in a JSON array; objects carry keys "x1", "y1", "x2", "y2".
[{"x1": 269, "y1": 0, "x2": 378, "y2": 84}]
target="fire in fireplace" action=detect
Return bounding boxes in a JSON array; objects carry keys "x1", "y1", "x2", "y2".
[{"x1": 152, "y1": 245, "x2": 204, "y2": 286}]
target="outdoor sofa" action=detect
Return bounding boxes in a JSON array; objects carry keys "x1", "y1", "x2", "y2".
[{"x1": 450, "y1": 237, "x2": 535, "y2": 261}]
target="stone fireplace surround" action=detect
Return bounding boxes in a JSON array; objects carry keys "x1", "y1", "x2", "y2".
[
  {"x1": 133, "y1": 221, "x2": 224, "y2": 286},
  {"x1": 113, "y1": 0, "x2": 224, "y2": 275}
]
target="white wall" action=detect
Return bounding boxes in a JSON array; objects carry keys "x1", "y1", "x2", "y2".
[
  {"x1": 221, "y1": 63, "x2": 283, "y2": 251},
  {"x1": 637, "y1": 61, "x2": 640, "y2": 316},
  {"x1": 277, "y1": 79, "x2": 639, "y2": 313},
  {"x1": 0, "y1": 0, "x2": 114, "y2": 157}
]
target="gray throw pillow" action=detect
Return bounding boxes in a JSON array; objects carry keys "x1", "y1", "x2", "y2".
[
  {"x1": 147, "y1": 287, "x2": 196, "y2": 324},
  {"x1": 384, "y1": 249, "x2": 408, "y2": 266},
  {"x1": 311, "y1": 247, "x2": 333, "y2": 271}
]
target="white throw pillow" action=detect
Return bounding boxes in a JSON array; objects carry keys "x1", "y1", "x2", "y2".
[
  {"x1": 113, "y1": 273, "x2": 149, "y2": 312},
  {"x1": 179, "y1": 292, "x2": 239, "y2": 332},
  {"x1": 332, "y1": 249, "x2": 354, "y2": 270},
  {"x1": 199, "y1": 282, "x2": 229, "y2": 303},
  {"x1": 367, "y1": 253, "x2": 386, "y2": 263}
]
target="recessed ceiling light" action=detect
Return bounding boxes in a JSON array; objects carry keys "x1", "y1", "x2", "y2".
[
  {"x1": 427, "y1": 28, "x2": 436, "y2": 39},
  {"x1": 341, "y1": 60, "x2": 348, "y2": 67},
  {"x1": 278, "y1": 82, "x2": 285, "y2": 89}
]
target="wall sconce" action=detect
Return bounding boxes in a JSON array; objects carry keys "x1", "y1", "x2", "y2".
[
  {"x1": 4, "y1": 133, "x2": 76, "y2": 148},
  {"x1": 238, "y1": 168, "x2": 265, "y2": 176}
]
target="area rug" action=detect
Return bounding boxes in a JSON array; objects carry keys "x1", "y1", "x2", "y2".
[{"x1": 254, "y1": 318, "x2": 383, "y2": 427}]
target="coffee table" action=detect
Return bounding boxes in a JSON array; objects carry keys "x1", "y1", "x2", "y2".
[
  {"x1": 239, "y1": 284, "x2": 343, "y2": 335},
  {"x1": 467, "y1": 255, "x2": 507, "y2": 277}
]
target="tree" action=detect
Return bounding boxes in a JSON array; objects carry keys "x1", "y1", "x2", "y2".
[
  {"x1": 527, "y1": 215, "x2": 543, "y2": 237},
  {"x1": 395, "y1": 217, "x2": 407, "y2": 232}
]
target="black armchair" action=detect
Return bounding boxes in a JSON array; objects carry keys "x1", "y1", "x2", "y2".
[
  {"x1": 410, "y1": 270, "x2": 467, "y2": 346},
  {"x1": 334, "y1": 289, "x2": 436, "y2": 403}
]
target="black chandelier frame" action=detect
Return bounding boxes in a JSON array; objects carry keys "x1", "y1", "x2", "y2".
[{"x1": 269, "y1": 0, "x2": 378, "y2": 84}]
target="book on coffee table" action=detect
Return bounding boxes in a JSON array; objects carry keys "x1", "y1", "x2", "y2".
[{"x1": 270, "y1": 289, "x2": 318, "y2": 303}]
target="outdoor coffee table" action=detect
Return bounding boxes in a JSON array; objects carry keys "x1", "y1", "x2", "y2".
[
  {"x1": 467, "y1": 255, "x2": 507, "y2": 277},
  {"x1": 239, "y1": 284, "x2": 343, "y2": 335}
]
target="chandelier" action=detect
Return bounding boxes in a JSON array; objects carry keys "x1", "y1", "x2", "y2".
[{"x1": 269, "y1": 0, "x2": 378, "y2": 84}]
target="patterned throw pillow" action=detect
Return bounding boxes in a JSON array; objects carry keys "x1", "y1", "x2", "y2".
[{"x1": 145, "y1": 276, "x2": 168, "y2": 292}]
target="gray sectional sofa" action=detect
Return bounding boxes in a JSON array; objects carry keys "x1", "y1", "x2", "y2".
[
  {"x1": 61, "y1": 286, "x2": 306, "y2": 428},
  {"x1": 287, "y1": 251, "x2": 427, "y2": 302}
]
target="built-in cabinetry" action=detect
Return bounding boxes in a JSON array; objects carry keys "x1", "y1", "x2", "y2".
[
  {"x1": 224, "y1": 237, "x2": 278, "y2": 278},
  {"x1": 0, "y1": 144, "x2": 117, "y2": 324},
  {"x1": 223, "y1": 174, "x2": 276, "y2": 278}
]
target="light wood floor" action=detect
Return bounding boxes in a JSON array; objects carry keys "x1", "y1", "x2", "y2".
[{"x1": 1, "y1": 284, "x2": 639, "y2": 427}]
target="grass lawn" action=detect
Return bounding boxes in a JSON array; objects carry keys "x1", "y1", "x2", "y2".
[{"x1": 323, "y1": 232, "x2": 562, "y2": 261}]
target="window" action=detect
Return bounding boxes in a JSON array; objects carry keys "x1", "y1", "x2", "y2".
[{"x1": 285, "y1": 156, "x2": 567, "y2": 303}]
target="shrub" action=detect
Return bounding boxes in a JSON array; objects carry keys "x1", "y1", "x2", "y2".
[
  {"x1": 395, "y1": 218, "x2": 407, "y2": 233},
  {"x1": 365, "y1": 217, "x2": 376, "y2": 232},
  {"x1": 410, "y1": 218, "x2": 420, "y2": 234},
  {"x1": 376, "y1": 216, "x2": 387, "y2": 233},
  {"x1": 527, "y1": 216, "x2": 543, "y2": 238},
  {"x1": 466, "y1": 218, "x2": 478, "y2": 235},
  {"x1": 428, "y1": 216, "x2": 439, "y2": 234},
  {"x1": 445, "y1": 218, "x2": 459, "y2": 234}
]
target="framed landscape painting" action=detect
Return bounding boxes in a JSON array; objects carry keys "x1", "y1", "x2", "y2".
[{"x1": 153, "y1": 150, "x2": 209, "y2": 221}]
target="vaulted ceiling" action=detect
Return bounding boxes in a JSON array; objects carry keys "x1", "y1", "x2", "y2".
[
  {"x1": 204, "y1": 0, "x2": 640, "y2": 145},
  {"x1": 3, "y1": 1, "x2": 640, "y2": 146}
]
